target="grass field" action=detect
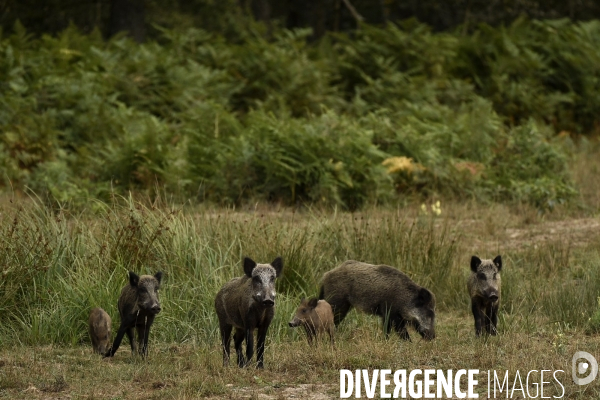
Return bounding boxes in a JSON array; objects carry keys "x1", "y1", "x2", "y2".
[{"x1": 1, "y1": 148, "x2": 600, "y2": 398}]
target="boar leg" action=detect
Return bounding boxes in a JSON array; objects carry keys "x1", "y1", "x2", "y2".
[
  {"x1": 126, "y1": 327, "x2": 137, "y2": 353},
  {"x1": 382, "y1": 307, "x2": 394, "y2": 338},
  {"x1": 328, "y1": 326, "x2": 335, "y2": 346},
  {"x1": 143, "y1": 317, "x2": 155, "y2": 356},
  {"x1": 483, "y1": 306, "x2": 491, "y2": 335},
  {"x1": 488, "y1": 304, "x2": 499, "y2": 336},
  {"x1": 382, "y1": 308, "x2": 409, "y2": 340},
  {"x1": 104, "y1": 323, "x2": 128, "y2": 357},
  {"x1": 303, "y1": 325, "x2": 315, "y2": 346},
  {"x1": 91, "y1": 334, "x2": 99, "y2": 354},
  {"x1": 392, "y1": 318, "x2": 411, "y2": 341},
  {"x1": 136, "y1": 325, "x2": 145, "y2": 356},
  {"x1": 137, "y1": 320, "x2": 152, "y2": 357},
  {"x1": 329, "y1": 297, "x2": 351, "y2": 326},
  {"x1": 219, "y1": 322, "x2": 233, "y2": 367},
  {"x1": 471, "y1": 300, "x2": 483, "y2": 337},
  {"x1": 234, "y1": 328, "x2": 246, "y2": 368},
  {"x1": 256, "y1": 322, "x2": 271, "y2": 369},
  {"x1": 245, "y1": 328, "x2": 254, "y2": 367}
]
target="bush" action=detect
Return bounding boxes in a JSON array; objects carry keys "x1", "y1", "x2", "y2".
[{"x1": 0, "y1": 19, "x2": 589, "y2": 209}]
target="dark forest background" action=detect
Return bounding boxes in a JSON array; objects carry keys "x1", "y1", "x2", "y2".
[{"x1": 3, "y1": 0, "x2": 600, "y2": 41}]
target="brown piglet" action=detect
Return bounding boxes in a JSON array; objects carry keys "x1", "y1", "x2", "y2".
[
  {"x1": 89, "y1": 307, "x2": 111, "y2": 354},
  {"x1": 288, "y1": 298, "x2": 334, "y2": 345}
]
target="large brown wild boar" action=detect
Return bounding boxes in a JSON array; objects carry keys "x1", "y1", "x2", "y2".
[
  {"x1": 467, "y1": 255, "x2": 502, "y2": 336},
  {"x1": 104, "y1": 271, "x2": 163, "y2": 358},
  {"x1": 288, "y1": 298, "x2": 335, "y2": 345},
  {"x1": 214, "y1": 256, "x2": 283, "y2": 368},
  {"x1": 89, "y1": 307, "x2": 111, "y2": 354},
  {"x1": 319, "y1": 260, "x2": 436, "y2": 340}
]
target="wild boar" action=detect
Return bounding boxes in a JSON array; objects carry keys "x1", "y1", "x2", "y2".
[
  {"x1": 319, "y1": 260, "x2": 436, "y2": 340},
  {"x1": 89, "y1": 307, "x2": 111, "y2": 354},
  {"x1": 215, "y1": 256, "x2": 283, "y2": 368},
  {"x1": 288, "y1": 297, "x2": 335, "y2": 345},
  {"x1": 468, "y1": 255, "x2": 502, "y2": 336},
  {"x1": 104, "y1": 271, "x2": 163, "y2": 358}
]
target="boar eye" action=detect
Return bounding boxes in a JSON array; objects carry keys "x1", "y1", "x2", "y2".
[{"x1": 477, "y1": 272, "x2": 486, "y2": 280}]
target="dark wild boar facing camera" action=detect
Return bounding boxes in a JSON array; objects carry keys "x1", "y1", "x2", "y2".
[
  {"x1": 215, "y1": 256, "x2": 283, "y2": 369},
  {"x1": 104, "y1": 271, "x2": 163, "y2": 358},
  {"x1": 468, "y1": 255, "x2": 502, "y2": 336}
]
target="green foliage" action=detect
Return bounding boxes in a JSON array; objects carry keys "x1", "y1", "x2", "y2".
[
  {"x1": 1, "y1": 19, "x2": 594, "y2": 208},
  {"x1": 187, "y1": 110, "x2": 392, "y2": 207},
  {"x1": 453, "y1": 18, "x2": 600, "y2": 133}
]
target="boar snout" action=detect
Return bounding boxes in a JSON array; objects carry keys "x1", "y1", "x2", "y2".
[
  {"x1": 288, "y1": 318, "x2": 301, "y2": 327},
  {"x1": 98, "y1": 343, "x2": 109, "y2": 354},
  {"x1": 415, "y1": 323, "x2": 435, "y2": 340},
  {"x1": 262, "y1": 299, "x2": 275, "y2": 307},
  {"x1": 486, "y1": 289, "x2": 499, "y2": 302},
  {"x1": 150, "y1": 303, "x2": 161, "y2": 314},
  {"x1": 421, "y1": 330, "x2": 435, "y2": 340}
]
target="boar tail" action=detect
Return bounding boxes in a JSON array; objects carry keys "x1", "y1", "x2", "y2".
[{"x1": 318, "y1": 285, "x2": 325, "y2": 300}]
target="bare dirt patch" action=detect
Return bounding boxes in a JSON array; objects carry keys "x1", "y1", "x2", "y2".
[{"x1": 205, "y1": 383, "x2": 337, "y2": 399}]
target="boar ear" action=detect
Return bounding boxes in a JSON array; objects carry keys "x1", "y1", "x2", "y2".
[
  {"x1": 470, "y1": 256, "x2": 482, "y2": 272},
  {"x1": 129, "y1": 271, "x2": 139, "y2": 287},
  {"x1": 271, "y1": 256, "x2": 283, "y2": 277},
  {"x1": 415, "y1": 288, "x2": 432, "y2": 307},
  {"x1": 300, "y1": 297, "x2": 306, "y2": 303},
  {"x1": 154, "y1": 271, "x2": 163, "y2": 284},
  {"x1": 307, "y1": 298, "x2": 319, "y2": 309},
  {"x1": 243, "y1": 257, "x2": 257, "y2": 277},
  {"x1": 493, "y1": 255, "x2": 502, "y2": 271}
]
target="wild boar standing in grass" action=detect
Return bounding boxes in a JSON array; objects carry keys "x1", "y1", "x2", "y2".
[
  {"x1": 215, "y1": 256, "x2": 283, "y2": 368},
  {"x1": 319, "y1": 260, "x2": 436, "y2": 340},
  {"x1": 104, "y1": 271, "x2": 163, "y2": 358},
  {"x1": 468, "y1": 255, "x2": 502, "y2": 336},
  {"x1": 89, "y1": 307, "x2": 111, "y2": 354},
  {"x1": 288, "y1": 297, "x2": 335, "y2": 345}
]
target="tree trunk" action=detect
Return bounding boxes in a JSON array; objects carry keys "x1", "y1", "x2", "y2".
[
  {"x1": 108, "y1": 0, "x2": 145, "y2": 43},
  {"x1": 251, "y1": 0, "x2": 272, "y2": 35}
]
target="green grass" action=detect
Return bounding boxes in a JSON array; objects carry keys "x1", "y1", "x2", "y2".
[
  {"x1": 1, "y1": 196, "x2": 600, "y2": 345},
  {"x1": 1, "y1": 197, "x2": 600, "y2": 397}
]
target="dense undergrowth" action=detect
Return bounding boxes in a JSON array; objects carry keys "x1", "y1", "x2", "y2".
[{"x1": 2, "y1": 18, "x2": 599, "y2": 209}]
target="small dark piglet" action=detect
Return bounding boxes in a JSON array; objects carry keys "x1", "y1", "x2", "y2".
[
  {"x1": 89, "y1": 307, "x2": 111, "y2": 354},
  {"x1": 289, "y1": 298, "x2": 335, "y2": 345},
  {"x1": 104, "y1": 271, "x2": 163, "y2": 358},
  {"x1": 467, "y1": 255, "x2": 502, "y2": 336}
]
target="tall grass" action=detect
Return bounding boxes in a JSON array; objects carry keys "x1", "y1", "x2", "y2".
[{"x1": 1, "y1": 197, "x2": 599, "y2": 348}]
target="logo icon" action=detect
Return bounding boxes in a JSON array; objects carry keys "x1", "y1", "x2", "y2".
[{"x1": 572, "y1": 351, "x2": 598, "y2": 385}]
